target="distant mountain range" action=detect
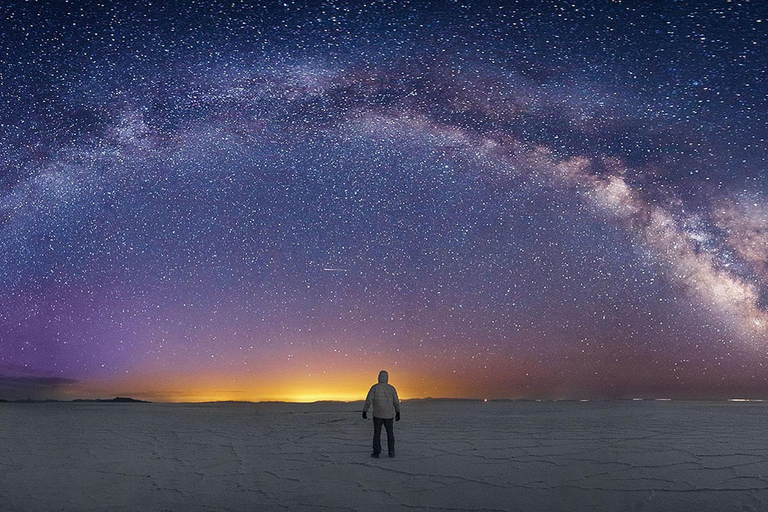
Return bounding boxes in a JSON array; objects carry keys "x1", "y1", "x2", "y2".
[
  {"x1": 73, "y1": 397, "x2": 150, "y2": 403},
  {"x1": 0, "y1": 397, "x2": 150, "y2": 403},
  {"x1": 2, "y1": 397, "x2": 763, "y2": 404}
]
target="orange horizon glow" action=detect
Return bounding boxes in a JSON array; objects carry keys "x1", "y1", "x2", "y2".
[
  {"x1": 60, "y1": 384, "x2": 455, "y2": 404},
  {"x1": 53, "y1": 344, "x2": 738, "y2": 403},
  {"x1": 62, "y1": 365, "x2": 483, "y2": 403},
  {"x1": 54, "y1": 346, "x2": 520, "y2": 403}
]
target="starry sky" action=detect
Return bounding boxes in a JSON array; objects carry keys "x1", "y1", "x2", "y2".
[{"x1": 1, "y1": 0, "x2": 767, "y2": 402}]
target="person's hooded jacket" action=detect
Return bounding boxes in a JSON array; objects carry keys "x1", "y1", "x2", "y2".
[{"x1": 363, "y1": 370, "x2": 400, "y2": 419}]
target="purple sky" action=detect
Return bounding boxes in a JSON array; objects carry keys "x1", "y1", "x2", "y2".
[{"x1": 1, "y1": 0, "x2": 767, "y2": 401}]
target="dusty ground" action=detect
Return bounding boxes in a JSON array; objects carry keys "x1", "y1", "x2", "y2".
[{"x1": 1, "y1": 400, "x2": 767, "y2": 511}]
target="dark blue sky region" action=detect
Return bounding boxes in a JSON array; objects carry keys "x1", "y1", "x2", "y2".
[{"x1": 1, "y1": 0, "x2": 767, "y2": 401}]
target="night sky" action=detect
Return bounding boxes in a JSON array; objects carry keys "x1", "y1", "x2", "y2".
[{"x1": 1, "y1": 0, "x2": 767, "y2": 402}]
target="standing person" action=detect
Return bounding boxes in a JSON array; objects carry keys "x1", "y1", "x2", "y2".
[{"x1": 362, "y1": 370, "x2": 401, "y2": 458}]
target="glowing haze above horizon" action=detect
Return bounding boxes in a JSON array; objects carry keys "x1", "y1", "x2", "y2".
[{"x1": 2, "y1": 0, "x2": 767, "y2": 402}]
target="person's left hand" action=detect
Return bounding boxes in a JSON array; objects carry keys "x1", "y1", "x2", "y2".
[
  {"x1": 395, "y1": 412, "x2": 400, "y2": 421},
  {"x1": 362, "y1": 411, "x2": 368, "y2": 419}
]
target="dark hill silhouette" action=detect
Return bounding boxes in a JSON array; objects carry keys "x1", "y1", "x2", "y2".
[
  {"x1": 72, "y1": 397, "x2": 150, "y2": 403},
  {"x1": 0, "y1": 397, "x2": 150, "y2": 403}
]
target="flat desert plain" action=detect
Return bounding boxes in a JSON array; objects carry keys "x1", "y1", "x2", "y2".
[{"x1": 1, "y1": 400, "x2": 767, "y2": 511}]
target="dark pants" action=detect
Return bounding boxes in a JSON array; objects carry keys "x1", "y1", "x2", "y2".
[{"x1": 372, "y1": 417, "x2": 395, "y2": 455}]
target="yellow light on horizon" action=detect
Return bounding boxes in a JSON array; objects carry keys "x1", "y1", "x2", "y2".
[
  {"x1": 281, "y1": 392, "x2": 362, "y2": 403},
  {"x1": 72, "y1": 361, "x2": 483, "y2": 404}
]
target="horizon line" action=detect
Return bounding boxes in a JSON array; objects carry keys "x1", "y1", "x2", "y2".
[{"x1": 4, "y1": 396, "x2": 768, "y2": 404}]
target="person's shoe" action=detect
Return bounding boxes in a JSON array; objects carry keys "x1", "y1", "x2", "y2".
[
  {"x1": 389, "y1": 452, "x2": 395, "y2": 458},
  {"x1": 371, "y1": 452, "x2": 379, "y2": 458}
]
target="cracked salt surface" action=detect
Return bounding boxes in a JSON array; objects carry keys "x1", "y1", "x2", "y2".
[{"x1": 1, "y1": 401, "x2": 767, "y2": 511}]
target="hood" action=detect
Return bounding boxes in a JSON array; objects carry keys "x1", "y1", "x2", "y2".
[{"x1": 378, "y1": 370, "x2": 388, "y2": 383}]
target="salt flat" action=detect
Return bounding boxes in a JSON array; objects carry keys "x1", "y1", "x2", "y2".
[{"x1": 1, "y1": 401, "x2": 767, "y2": 511}]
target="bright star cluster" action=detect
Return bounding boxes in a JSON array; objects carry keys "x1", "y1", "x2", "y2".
[{"x1": 1, "y1": 1, "x2": 767, "y2": 401}]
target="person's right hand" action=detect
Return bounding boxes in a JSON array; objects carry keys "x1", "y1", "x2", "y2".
[
  {"x1": 395, "y1": 412, "x2": 400, "y2": 421},
  {"x1": 362, "y1": 411, "x2": 367, "y2": 419}
]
